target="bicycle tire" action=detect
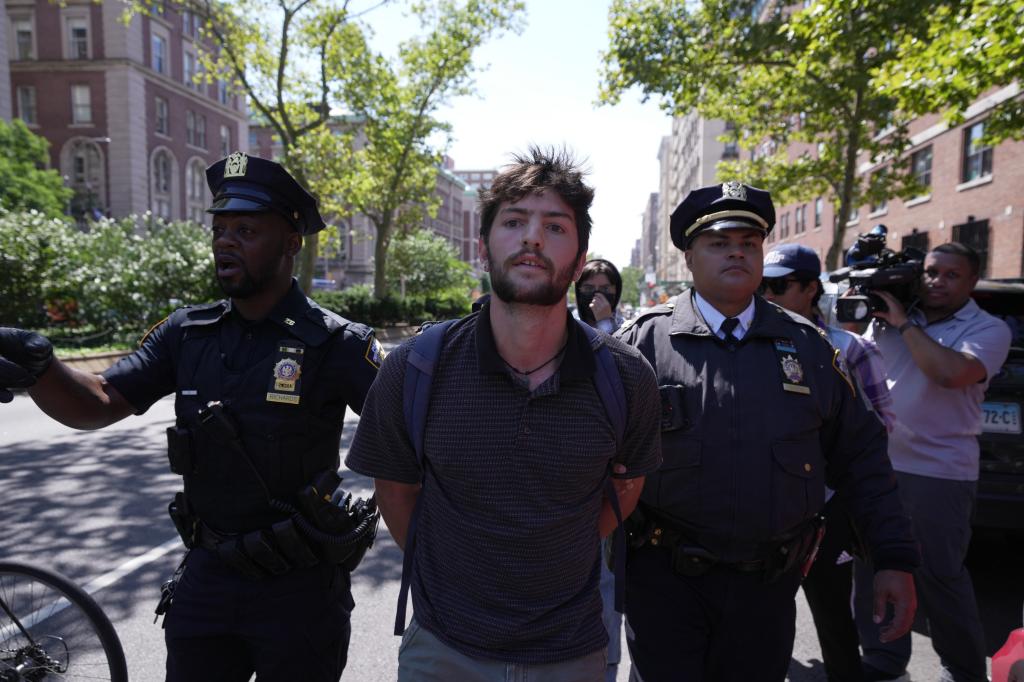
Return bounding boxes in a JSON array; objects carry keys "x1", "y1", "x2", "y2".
[{"x1": 0, "y1": 561, "x2": 128, "y2": 682}]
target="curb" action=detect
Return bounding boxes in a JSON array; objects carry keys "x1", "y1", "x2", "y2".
[
  {"x1": 59, "y1": 350, "x2": 133, "y2": 373},
  {"x1": 54, "y1": 326, "x2": 419, "y2": 374}
]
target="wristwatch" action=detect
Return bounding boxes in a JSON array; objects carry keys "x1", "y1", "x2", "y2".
[{"x1": 897, "y1": 319, "x2": 919, "y2": 335}]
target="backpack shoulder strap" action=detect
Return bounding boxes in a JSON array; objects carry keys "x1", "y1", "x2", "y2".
[
  {"x1": 577, "y1": 320, "x2": 627, "y2": 448},
  {"x1": 394, "y1": 318, "x2": 456, "y2": 636},
  {"x1": 403, "y1": 320, "x2": 456, "y2": 465},
  {"x1": 575, "y1": 319, "x2": 630, "y2": 612}
]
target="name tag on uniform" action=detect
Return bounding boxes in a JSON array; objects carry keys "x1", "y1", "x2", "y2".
[
  {"x1": 267, "y1": 341, "x2": 305, "y2": 405},
  {"x1": 773, "y1": 338, "x2": 810, "y2": 395}
]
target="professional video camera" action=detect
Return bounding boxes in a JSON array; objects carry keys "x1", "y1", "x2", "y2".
[{"x1": 828, "y1": 224, "x2": 925, "y2": 322}]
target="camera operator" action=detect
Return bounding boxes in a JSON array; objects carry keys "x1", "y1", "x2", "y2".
[{"x1": 853, "y1": 242, "x2": 1011, "y2": 682}]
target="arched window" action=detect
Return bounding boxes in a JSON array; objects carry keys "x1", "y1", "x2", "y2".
[
  {"x1": 61, "y1": 138, "x2": 106, "y2": 221},
  {"x1": 185, "y1": 158, "x2": 207, "y2": 224},
  {"x1": 152, "y1": 150, "x2": 173, "y2": 219}
]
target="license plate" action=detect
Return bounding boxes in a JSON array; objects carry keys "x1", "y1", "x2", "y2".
[{"x1": 981, "y1": 402, "x2": 1022, "y2": 434}]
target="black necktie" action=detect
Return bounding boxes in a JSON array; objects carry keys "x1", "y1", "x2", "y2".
[{"x1": 720, "y1": 317, "x2": 740, "y2": 347}]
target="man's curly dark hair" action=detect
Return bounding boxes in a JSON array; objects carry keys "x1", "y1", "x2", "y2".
[{"x1": 478, "y1": 145, "x2": 594, "y2": 258}]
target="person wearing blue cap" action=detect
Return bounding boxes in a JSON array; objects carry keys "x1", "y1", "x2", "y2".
[
  {"x1": 615, "y1": 181, "x2": 919, "y2": 682},
  {"x1": 0, "y1": 152, "x2": 383, "y2": 681},
  {"x1": 761, "y1": 242, "x2": 896, "y2": 682}
]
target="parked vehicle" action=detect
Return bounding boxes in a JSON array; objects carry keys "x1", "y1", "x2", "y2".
[{"x1": 970, "y1": 280, "x2": 1024, "y2": 530}]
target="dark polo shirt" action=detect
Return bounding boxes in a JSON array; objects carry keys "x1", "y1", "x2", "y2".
[{"x1": 346, "y1": 306, "x2": 661, "y2": 664}]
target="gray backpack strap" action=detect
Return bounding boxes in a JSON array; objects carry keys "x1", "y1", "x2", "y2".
[
  {"x1": 394, "y1": 320, "x2": 456, "y2": 635},
  {"x1": 578, "y1": 319, "x2": 629, "y2": 612}
]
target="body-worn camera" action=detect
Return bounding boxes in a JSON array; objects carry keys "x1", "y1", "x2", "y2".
[{"x1": 829, "y1": 225, "x2": 925, "y2": 322}]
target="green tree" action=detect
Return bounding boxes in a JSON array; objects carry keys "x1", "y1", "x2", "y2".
[
  {"x1": 305, "y1": 0, "x2": 524, "y2": 298},
  {"x1": 600, "y1": 0, "x2": 939, "y2": 269},
  {"x1": 619, "y1": 265, "x2": 642, "y2": 308},
  {"x1": 0, "y1": 119, "x2": 73, "y2": 218},
  {"x1": 129, "y1": 0, "x2": 522, "y2": 296},
  {"x1": 879, "y1": 0, "x2": 1024, "y2": 142},
  {"x1": 0, "y1": 210, "x2": 76, "y2": 327},
  {"x1": 57, "y1": 217, "x2": 219, "y2": 342},
  {"x1": 386, "y1": 229, "x2": 475, "y2": 297}
]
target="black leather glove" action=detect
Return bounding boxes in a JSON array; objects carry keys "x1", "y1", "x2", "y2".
[
  {"x1": 0, "y1": 356, "x2": 35, "y2": 403},
  {"x1": 0, "y1": 327, "x2": 54, "y2": 380}
]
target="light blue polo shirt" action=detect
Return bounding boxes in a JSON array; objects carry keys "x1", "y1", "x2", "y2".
[{"x1": 866, "y1": 299, "x2": 1012, "y2": 481}]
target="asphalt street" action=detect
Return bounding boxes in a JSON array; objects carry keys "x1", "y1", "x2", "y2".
[{"x1": 2, "y1": 388, "x2": 1021, "y2": 681}]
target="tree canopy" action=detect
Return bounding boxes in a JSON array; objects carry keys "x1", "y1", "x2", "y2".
[
  {"x1": 386, "y1": 228, "x2": 475, "y2": 298},
  {"x1": 0, "y1": 119, "x2": 73, "y2": 218},
  {"x1": 878, "y1": 0, "x2": 1024, "y2": 143},
  {"x1": 599, "y1": 0, "x2": 993, "y2": 269},
  {"x1": 130, "y1": 0, "x2": 522, "y2": 296}
]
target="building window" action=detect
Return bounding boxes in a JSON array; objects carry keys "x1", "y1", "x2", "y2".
[
  {"x1": 870, "y1": 196, "x2": 888, "y2": 214},
  {"x1": 902, "y1": 229, "x2": 929, "y2": 253},
  {"x1": 66, "y1": 17, "x2": 89, "y2": 59},
  {"x1": 953, "y1": 218, "x2": 990, "y2": 277},
  {"x1": 185, "y1": 158, "x2": 206, "y2": 223},
  {"x1": 780, "y1": 212, "x2": 790, "y2": 239},
  {"x1": 196, "y1": 115, "x2": 207, "y2": 149},
  {"x1": 152, "y1": 150, "x2": 173, "y2": 219},
  {"x1": 814, "y1": 197, "x2": 823, "y2": 227},
  {"x1": 911, "y1": 146, "x2": 933, "y2": 189},
  {"x1": 148, "y1": 0, "x2": 165, "y2": 17},
  {"x1": 962, "y1": 121, "x2": 993, "y2": 182},
  {"x1": 220, "y1": 125, "x2": 231, "y2": 156},
  {"x1": 12, "y1": 17, "x2": 34, "y2": 60},
  {"x1": 184, "y1": 51, "x2": 198, "y2": 89},
  {"x1": 248, "y1": 129, "x2": 259, "y2": 150},
  {"x1": 67, "y1": 140, "x2": 105, "y2": 219},
  {"x1": 71, "y1": 85, "x2": 92, "y2": 125},
  {"x1": 155, "y1": 96, "x2": 169, "y2": 135},
  {"x1": 16, "y1": 86, "x2": 37, "y2": 125},
  {"x1": 182, "y1": 9, "x2": 200, "y2": 37},
  {"x1": 151, "y1": 34, "x2": 167, "y2": 74},
  {"x1": 185, "y1": 110, "x2": 195, "y2": 145},
  {"x1": 795, "y1": 205, "x2": 806, "y2": 234},
  {"x1": 847, "y1": 203, "x2": 858, "y2": 223},
  {"x1": 217, "y1": 80, "x2": 229, "y2": 105}
]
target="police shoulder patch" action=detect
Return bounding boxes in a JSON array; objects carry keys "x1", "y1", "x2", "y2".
[
  {"x1": 364, "y1": 336, "x2": 386, "y2": 369},
  {"x1": 139, "y1": 316, "x2": 169, "y2": 348},
  {"x1": 831, "y1": 347, "x2": 856, "y2": 396}
]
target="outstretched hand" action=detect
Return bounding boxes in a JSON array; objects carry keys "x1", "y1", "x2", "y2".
[
  {"x1": 0, "y1": 328, "x2": 54, "y2": 379},
  {"x1": 0, "y1": 356, "x2": 35, "y2": 403}
]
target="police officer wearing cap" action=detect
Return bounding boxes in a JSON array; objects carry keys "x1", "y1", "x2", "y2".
[
  {"x1": 0, "y1": 152, "x2": 382, "y2": 681},
  {"x1": 615, "y1": 181, "x2": 919, "y2": 682}
]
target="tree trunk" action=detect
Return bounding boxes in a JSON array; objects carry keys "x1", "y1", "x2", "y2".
[
  {"x1": 297, "y1": 231, "x2": 317, "y2": 292},
  {"x1": 373, "y1": 216, "x2": 392, "y2": 299},
  {"x1": 825, "y1": 93, "x2": 865, "y2": 271}
]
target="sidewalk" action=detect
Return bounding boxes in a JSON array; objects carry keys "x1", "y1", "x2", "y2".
[{"x1": 59, "y1": 325, "x2": 419, "y2": 373}]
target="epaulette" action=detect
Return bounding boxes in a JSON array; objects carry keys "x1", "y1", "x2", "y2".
[{"x1": 616, "y1": 299, "x2": 676, "y2": 335}]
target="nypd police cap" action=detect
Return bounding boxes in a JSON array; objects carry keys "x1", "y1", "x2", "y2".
[
  {"x1": 206, "y1": 152, "x2": 326, "y2": 235},
  {"x1": 670, "y1": 181, "x2": 776, "y2": 250}
]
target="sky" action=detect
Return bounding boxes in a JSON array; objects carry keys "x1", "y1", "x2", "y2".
[{"x1": 365, "y1": 0, "x2": 673, "y2": 270}]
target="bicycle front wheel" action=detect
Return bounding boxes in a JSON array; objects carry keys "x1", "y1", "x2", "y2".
[{"x1": 0, "y1": 561, "x2": 128, "y2": 682}]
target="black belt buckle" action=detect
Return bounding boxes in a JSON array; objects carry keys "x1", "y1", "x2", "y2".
[{"x1": 672, "y1": 545, "x2": 718, "y2": 577}]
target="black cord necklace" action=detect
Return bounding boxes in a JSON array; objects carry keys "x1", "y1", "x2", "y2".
[{"x1": 500, "y1": 340, "x2": 569, "y2": 376}]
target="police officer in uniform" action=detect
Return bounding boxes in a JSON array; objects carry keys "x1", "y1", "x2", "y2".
[
  {"x1": 0, "y1": 153, "x2": 382, "y2": 681},
  {"x1": 615, "y1": 182, "x2": 919, "y2": 682}
]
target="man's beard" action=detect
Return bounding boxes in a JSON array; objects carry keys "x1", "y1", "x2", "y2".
[
  {"x1": 217, "y1": 263, "x2": 273, "y2": 299},
  {"x1": 489, "y1": 249, "x2": 576, "y2": 307}
]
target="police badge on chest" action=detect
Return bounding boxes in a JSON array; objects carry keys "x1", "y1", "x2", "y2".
[
  {"x1": 773, "y1": 338, "x2": 811, "y2": 395},
  {"x1": 267, "y1": 341, "x2": 305, "y2": 405}
]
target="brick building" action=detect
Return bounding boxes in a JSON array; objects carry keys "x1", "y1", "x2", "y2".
[
  {"x1": 5, "y1": 0, "x2": 248, "y2": 222},
  {"x1": 0, "y1": 1, "x2": 11, "y2": 121},
  {"x1": 767, "y1": 84, "x2": 1024, "y2": 278},
  {"x1": 651, "y1": 113, "x2": 736, "y2": 287}
]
